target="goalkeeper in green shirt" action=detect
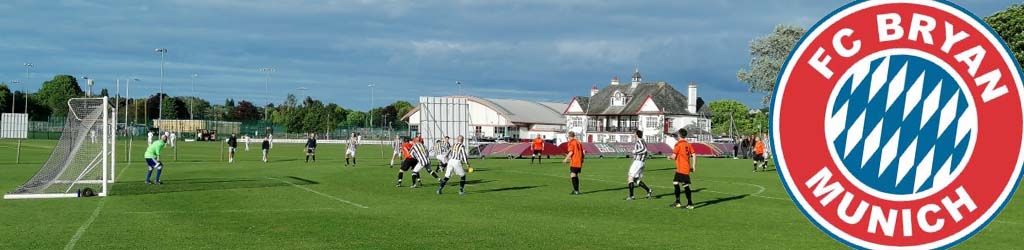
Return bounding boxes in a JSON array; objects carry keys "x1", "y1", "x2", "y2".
[{"x1": 145, "y1": 135, "x2": 167, "y2": 185}]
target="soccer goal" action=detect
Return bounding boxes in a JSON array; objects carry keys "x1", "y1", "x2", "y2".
[{"x1": 4, "y1": 97, "x2": 116, "y2": 199}]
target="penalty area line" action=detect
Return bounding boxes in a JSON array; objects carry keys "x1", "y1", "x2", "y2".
[
  {"x1": 64, "y1": 199, "x2": 107, "y2": 250},
  {"x1": 267, "y1": 177, "x2": 368, "y2": 209}
]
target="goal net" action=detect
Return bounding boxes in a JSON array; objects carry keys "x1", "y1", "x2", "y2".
[{"x1": 4, "y1": 97, "x2": 116, "y2": 199}]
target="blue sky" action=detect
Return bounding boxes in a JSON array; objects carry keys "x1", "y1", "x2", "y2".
[{"x1": 0, "y1": 0, "x2": 1014, "y2": 111}]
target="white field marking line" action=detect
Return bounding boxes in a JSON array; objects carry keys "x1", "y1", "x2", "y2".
[
  {"x1": 267, "y1": 177, "x2": 368, "y2": 209},
  {"x1": 64, "y1": 199, "x2": 107, "y2": 250},
  {"x1": 993, "y1": 220, "x2": 1024, "y2": 226},
  {"x1": 122, "y1": 207, "x2": 341, "y2": 215},
  {"x1": 502, "y1": 170, "x2": 789, "y2": 201}
]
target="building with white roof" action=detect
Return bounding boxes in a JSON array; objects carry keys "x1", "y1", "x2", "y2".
[{"x1": 402, "y1": 96, "x2": 568, "y2": 141}]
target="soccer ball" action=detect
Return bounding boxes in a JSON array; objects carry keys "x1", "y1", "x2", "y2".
[{"x1": 468, "y1": 166, "x2": 474, "y2": 173}]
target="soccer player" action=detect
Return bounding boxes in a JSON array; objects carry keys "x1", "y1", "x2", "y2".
[
  {"x1": 169, "y1": 132, "x2": 177, "y2": 148},
  {"x1": 438, "y1": 135, "x2": 470, "y2": 195},
  {"x1": 669, "y1": 129, "x2": 696, "y2": 209},
  {"x1": 753, "y1": 137, "x2": 766, "y2": 172},
  {"x1": 345, "y1": 132, "x2": 359, "y2": 166},
  {"x1": 432, "y1": 136, "x2": 452, "y2": 174},
  {"x1": 410, "y1": 136, "x2": 440, "y2": 188},
  {"x1": 144, "y1": 135, "x2": 167, "y2": 185},
  {"x1": 305, "y1": 133, "x2": 317, "y2": 163},
  {"x1": 530, "y1": 135, "x2": 544, "y2": 164},
  {"x1": 269, "y1": 133, "x2": 274, "y2": 148},
  {"x1": 261, "y1": 136, "x2": 270, "y2": 163},
  {"x1": 563, "y1": 131, "x2": 585, "y2": 195},
  {"x1": 625, "y1": 130, "x2": 653, "y2": 200},
  {"x1": 244, "y1": 134, "x2": 250, "y2": 151},
  {"x1": 227, "y1": 133, "x2": 238, "y2": 163},
  {"x1": 389, "y1": 135, "x2": 402, "y2": 168},
  {"x1": 147, "y1": 131, "x2": 154, "y2": 145},
  {"x1": 396, "y1": 137, "x2": 415, "y2": 187}
]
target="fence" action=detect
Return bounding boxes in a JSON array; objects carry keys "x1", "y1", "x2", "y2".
[{"x1": 17, "y1": 116, "x2": 411, "y2": 141}]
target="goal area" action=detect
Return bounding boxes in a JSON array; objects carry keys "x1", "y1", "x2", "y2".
[{"x1": 4, "y1": 97, "x2": 116, "y2": 199}]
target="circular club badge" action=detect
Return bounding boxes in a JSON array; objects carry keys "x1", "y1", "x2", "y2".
[{"x1": 771, "y1": 0, "x2": 1024, "y2": 249}]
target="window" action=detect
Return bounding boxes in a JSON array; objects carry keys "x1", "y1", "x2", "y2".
[
  {"x1": 612, "y1": 91, "x2": 626, "y2": 106},
  {"x1": 620, "y1": 135, "x2": 630, "y2": 142},
  {"x1": 474, "y1": 126, "x2": 482, "y2": 138},
  {"x1": 645, "y1": 117, "x2": 660, "y2": 129},
  {"x1": 664, "y1": 118, "x2": 674, "y2": 133},
  {"x1": 568, "y1": 116, "x2": 584, "y2": 128}
]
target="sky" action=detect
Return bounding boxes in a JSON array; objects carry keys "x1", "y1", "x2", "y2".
[{"x1": 0, "y1": 0, "x2": 1015, "y2": 111}]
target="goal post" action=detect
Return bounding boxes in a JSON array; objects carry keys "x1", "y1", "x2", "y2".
[{"x1": 4, "y1": 97, "x2": 116, "y2": 199}]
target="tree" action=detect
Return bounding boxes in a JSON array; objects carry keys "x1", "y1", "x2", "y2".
[
  {"x1": 99, "y1": 88, "x2": 109, "y2": 97},
  {"x1": 986, "y1": 4, "x2": 1024, "y2": 66},
  {"x1": 160, "y1": 96, "x2": 188, "y2": 119},
  {"x1": 0, "y1": 83, "x2": 10, "y2": 113},
  {"x1": 345, "y1": 111, "x2": 367, "y2": 127},
  {"x1": 35, "y1": 75, "x2": 84, "y2": 116},
  {"x1": 230, "y1": 100, "x2": 262, "y2": 121},
  {"x1": 737, "y1": 24, "x2": 807, "y2": 105},
  {"x1": 707, "y1": 100, "x2": 751, "y2": 136}
]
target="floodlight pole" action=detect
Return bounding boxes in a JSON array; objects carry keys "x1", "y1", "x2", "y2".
[
  {"x1": 190, "y1": 74, "x2": 197, "y2": 120},
  {"x1": 260, "y1": 67, "x2": 274, "y2": 120},
  {"x1": 23, "y1": 63, "x2": 31, "y2": 114},
  {"x1": 155, "y1": 48, "x2": 167, "y2": 122},
  {"x1": 368, "y1": 83, "x2": 375, "y2": 129},
  {"x1": 10, "y1": 80, "x2": 19, "y2": 113}
]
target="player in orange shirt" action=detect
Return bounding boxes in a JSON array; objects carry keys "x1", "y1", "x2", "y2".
[
  {"x1": 668, "y1": 128, "x2": 696, "y2": 209},
  {"x1": 395, "y1": 137, "x2": 416, "y2": 187},
  {"x1": 753, "y1": 137, "x2": 766, "y2": 172},
  {"x1": 563, "y1": 131, "x2": 585, "y2": 195},
  {"x1": 531, "y1": 135, "x2": 545, "y2": 164}
]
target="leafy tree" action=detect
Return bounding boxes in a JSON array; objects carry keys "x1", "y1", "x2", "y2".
[
  {"x1": 0, "y1": 83, "x2": 10, "y2": 113},
  {"x1": 99, "y1": 88, "x2": 109, "y2": 97},
  {"x1": 35, "y1": 75, "x2": 84, "y2": 116},
  {"x1": 230, "y1": 100, "x2": 262, "y2": 121},
  {"x1": 707, "y1": 100, "x2": 751, "y2": 135},
  {"x1": 986, "y1": 4, "x2": 1024, "y2": 66},
  {"x1": 737, "y1": 24, "x2": 806, "y2": 105},
  {"x1": 345, "y1": 111, "x2": 367, "y2": 127}
]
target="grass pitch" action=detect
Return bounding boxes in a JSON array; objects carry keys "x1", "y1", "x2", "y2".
[{"x1": 0, "y1": 139, "x2": 1022, "y2": 249}]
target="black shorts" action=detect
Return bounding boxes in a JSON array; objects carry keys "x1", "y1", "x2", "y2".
[
  {"x1": 533, "y1": 150, "x2": 542, "y2": 155},
  {"x1": 307, "y1": 148, "x2": 316, "y2": 154},
  {"x1": 569, "y1": 167, "x2": 582, "y2": 174},
  {"x1": 674, "y1": 173, "x2": 691, "y2": 184},
  {"x1": 401, "y1": 158, "x2": 418, "y2": 171},
  {"x1": 754, "y1": 154, "x2": 765, "y2": 162}
]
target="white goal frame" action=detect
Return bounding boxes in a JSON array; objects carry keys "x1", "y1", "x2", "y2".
[{"x1": 4, "y1": 97, "x2": 116, "y2": 199}]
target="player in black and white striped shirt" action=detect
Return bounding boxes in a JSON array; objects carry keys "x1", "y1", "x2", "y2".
[
  {"x1": 626, "y1": 130, "x2": 653, "y2": 200},
  {"x1": 438, "y1": 135, "x2": 471, "y2": 195},
  {"x1": 432, "y1": 136, "x2": 452, "y2": 174},
  {"x1": 410, "y1": 136, "x2": 439, "y2": 188}
]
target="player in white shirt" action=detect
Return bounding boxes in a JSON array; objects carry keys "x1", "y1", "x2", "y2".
[
  {"x1": 625, "y1": 130, "x2": 653, "y2": 200},
  {"x1": 147, "y1": 131, "x2": 154, "y2": 145},
  {"x1": 169, "y1": 132, "x2": 177, "y2": 148},
  {"x1": 410, "y1": 136, "x2": 440, "y2": 188},
  {"x1": 438, "y1": 135, "x2": 471, "y2": 195},
  {"x1": 432, "y1": 136, "x2": 452, "y2": 174},
  {"x1": 345, "y1": 132, "x2": 359, "y2": 167},
  {"x1": 244, "y1": 135, "x2": 251, "y2": 151}
]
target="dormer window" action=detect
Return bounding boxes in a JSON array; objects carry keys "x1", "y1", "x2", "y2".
[{"x1": 612, "y1": 91, "x2": 626, "y2": 106}]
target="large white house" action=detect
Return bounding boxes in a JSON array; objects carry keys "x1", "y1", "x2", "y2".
[
  {"x1": 564, "y1": 69, "x2": 712, "y2": 143},
  {"x1": 402, "y1": 96, "x2": 568, "y2": 141}
]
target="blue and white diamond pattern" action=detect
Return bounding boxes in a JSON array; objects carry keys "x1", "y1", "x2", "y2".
[{"x1": 826, "y1": 54, "x2": 976, "y2": 195}]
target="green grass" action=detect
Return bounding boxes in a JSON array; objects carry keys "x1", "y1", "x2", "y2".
[{"x1": 0, "y1": 139, "x2": 1022, "y2": 249}]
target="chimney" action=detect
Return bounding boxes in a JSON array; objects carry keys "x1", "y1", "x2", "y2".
[
  {"x1": 688, "y1": 81, "x2": 698, "y2": 114},
  {"x1": 611, "y1": 76, "x2": 619, "y2": 86},
  {"x1": 590, "y1": 85, "x2": 599, "y2": 97}
]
